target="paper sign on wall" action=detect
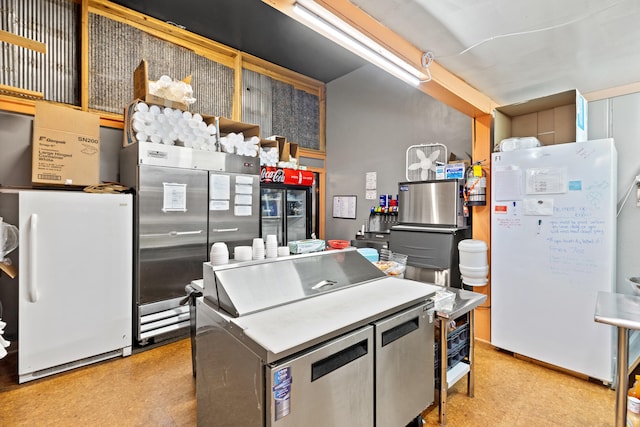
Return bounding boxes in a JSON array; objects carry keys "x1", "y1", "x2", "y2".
[
  {"x1": 209, "y1": 200, "x2": 229, "y2": 211},
  {"x1": 523, "y1": 198, "x2": 554, "y2": 215},
  {"x1": 236, "y1": 175, "x2": 254, "y2": 185},
  {"x1": 525, "y1": 167, "x2": 567, "y2": 194},
  {"x1": 210, "y1": 174, "x2": 230, "y2": 200},
  {"x1": 234, "y1": 205, "x2": 252, "y2": 216},
  {"x1": 162, "y1": 182, "x2": 187, "y2": 212},
  {"x1": 366, "y1": 172, "x2": 377, "y2": 190},
  {"x1": 494, "y1": 168, "x2": 523, "y2": 201}
]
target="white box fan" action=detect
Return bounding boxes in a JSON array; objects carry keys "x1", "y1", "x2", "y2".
[{"x1": 406, "y1": 144, "x2": 447, "y2": 181}]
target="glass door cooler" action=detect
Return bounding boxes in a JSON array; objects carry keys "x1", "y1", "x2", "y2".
[{"x1": 260, "y1": 167, "x2": 317, "y2": 246}]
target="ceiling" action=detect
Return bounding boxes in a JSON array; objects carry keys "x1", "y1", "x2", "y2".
[{"x1": 112, "y1": 0, "x2": 640, "y2": 107}]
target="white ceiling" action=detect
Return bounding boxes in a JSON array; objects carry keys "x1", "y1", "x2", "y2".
[{"x1": 352, "y1": 0, "x2": 640, "y2": 105}]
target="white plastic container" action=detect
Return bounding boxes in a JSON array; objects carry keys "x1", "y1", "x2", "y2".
[
  {"x1": 458, "y1": 239, "x2": 488, "y2": 287},
  {"x1": 459, "y1": 265, "x2": 489, "y2": 277}
]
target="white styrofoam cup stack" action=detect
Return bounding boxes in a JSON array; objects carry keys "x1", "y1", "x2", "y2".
[
  {"x1": 265, "y1": 234, "x2": 278, "y2": 258},
  {"x1": 252, "y1": 238, "x2": 265, "y2": 260},
  {"x1": 210, "y1": 242, "x2": 229, "y2": 265},
  {"x1": 234, "y1": 246, "x2": 252, "y2": 262}
]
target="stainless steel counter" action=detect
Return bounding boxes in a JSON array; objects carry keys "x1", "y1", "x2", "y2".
[
  {"x1": 594, "y1": 291, "x2": 640, "y2": 427},
  {"x1": 436, "y1": 288, "x2": 487, "y2": 320},
  {"x1": 436, "y1": 287, "x2": 487, "y2": 426},
  {"x1": 196, "y1": 249, "x2": 441, "y2": 426}
]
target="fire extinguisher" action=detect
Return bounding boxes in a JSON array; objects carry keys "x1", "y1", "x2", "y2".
[{"x1": 463, "y1": 161, "x2": 487, "y2": 215}]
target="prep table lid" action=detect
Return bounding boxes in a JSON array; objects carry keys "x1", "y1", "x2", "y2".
[
  {"x1": 204, "y1": 248, "x2": 386, "y2": 317},
  {"x1": 231, "y1": 276, "x2": 440, "y2": 361}
]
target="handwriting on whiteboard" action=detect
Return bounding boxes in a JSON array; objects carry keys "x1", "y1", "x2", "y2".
[
  {"x1": 495, "y1": 217, "x2": 522, "y2": 229},
  {"x1": 546, "y1": 218, "x2": 606, "y2": 276}
]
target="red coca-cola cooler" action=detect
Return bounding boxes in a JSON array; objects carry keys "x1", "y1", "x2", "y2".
[{"x1": 260, "y1": 167, "x2": 318, "y2": 246}]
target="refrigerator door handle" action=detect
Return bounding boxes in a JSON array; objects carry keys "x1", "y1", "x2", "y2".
[
  {"x1": 141, "y1": 230, "x2": 203, "y2": 238},
  {"x1": 170, "y1": 230, "x2": 203, "y2": 236},
  {"x1": 28, "y1": 214, "x2": 39, "y2": 303},
  {"x1": 211, "y1": 228, "x2": 239, "y2": 233}
]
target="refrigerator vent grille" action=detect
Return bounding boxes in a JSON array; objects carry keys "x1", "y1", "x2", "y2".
[{"x1": 406, "y1": 144, "x2": 447, "y2": 181}]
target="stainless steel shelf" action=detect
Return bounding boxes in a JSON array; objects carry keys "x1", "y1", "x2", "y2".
[{"x1": 436, "y1": 288, "x2": 486, "y2": 426}]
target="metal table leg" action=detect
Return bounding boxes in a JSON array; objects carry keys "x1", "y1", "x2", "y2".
[
  {"x1": 615, "y1": 326, "x2": 629, "y2": 427},
  {"x1": 439, "y1": 316, "x2": 448, "y2": 426},
  {"x1": 467, "y1": 310, "x2": 475, "y2": 397},
  {"x1": 182, "y1": 284, "x2": 202, "y2": 378}
]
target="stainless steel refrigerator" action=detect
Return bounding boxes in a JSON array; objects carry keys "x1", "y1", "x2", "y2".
[
  {"x1": 260, "y1": 181, "x2": 316, "y2": 245},
  {"x1": 120, "y1": 142, "x2": 259, "y2": 346}
]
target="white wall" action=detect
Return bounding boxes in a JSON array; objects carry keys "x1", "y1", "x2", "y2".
[
  {"x1": 325, "y1": 65, "x2": 472, "y2": 240},
  {"x1": 589, "y1": 93, "x2": 640, "y2": 293}
]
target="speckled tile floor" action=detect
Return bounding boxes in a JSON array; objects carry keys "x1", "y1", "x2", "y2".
[{"x1": 0, "y1": 338, "x2": 616, "y2": 426}]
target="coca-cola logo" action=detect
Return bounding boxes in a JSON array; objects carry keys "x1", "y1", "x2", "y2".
[{"x1": 260, "y1": 167, "x2": 285, "y2": 183}]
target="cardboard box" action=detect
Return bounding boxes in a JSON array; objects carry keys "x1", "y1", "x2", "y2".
[
  {"x1": 32, "y1": 102, "x2": 100, "y2": 187},
  {"x1": 279, "y1": 141, "x2": 291, "y2": 162},
  {"x1": 266, "y1": 135, "x2": 287, "y2": 145},
  {"x1": 216, "y1": 117, "x2": 260, "y2": 139},
  {"x1": 134, "y1": 59, "x2": 189, "y2": 110},
  {"x1": 259, "y1": 139, "x2": 279, "y2": 151},
  {"x1": 265, "y1": 136, "x2": 289, "y2": 160},
  {"x1": 493, "y1": 89, "x2": 587, "y2": 148},
  {"x1": 272, "y1": 139, "x2": 298, "y2": 163},
  {"x1": 288, "y1": 142, "x2": 299, "y2": 161}
]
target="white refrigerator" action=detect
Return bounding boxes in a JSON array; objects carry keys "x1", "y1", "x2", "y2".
[
  {"x1": 16, "y1": 190, "x2": 133, "y2": 383},
  {"x1": 491, "y1": 138, "x2": 616, "y2": 382}
]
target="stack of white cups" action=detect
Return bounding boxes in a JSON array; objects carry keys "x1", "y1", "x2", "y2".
[
  {"x1": 210, "y1": 242, "x2": 229, "y2": 265},
  {"x1": 265, "y1": 235, "x2": 278, "y2": 258},
  {"x1": 277, "y1": 246, "x2": 290, "y2": 257},
  {"x1": 234, "y1": 246, "x2": 252, "y2": 262},
  {"x1": 252, "y1": 238, "x2": 265, "y2": 260}
]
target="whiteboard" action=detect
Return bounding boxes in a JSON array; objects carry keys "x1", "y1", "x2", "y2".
[
  {"x1": 332, "y1": 195, "x2": 357, "y2": 219},
  {"x1": 491, "y1": 139, "x2": 617, "y2": 382}
]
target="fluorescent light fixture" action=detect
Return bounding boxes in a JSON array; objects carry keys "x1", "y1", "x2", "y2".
[{"x1": 293, "y1": 1, "x2": 429, "y2": 86}]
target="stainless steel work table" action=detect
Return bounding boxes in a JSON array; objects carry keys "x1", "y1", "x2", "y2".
[
  {"x1": 594, "y1": 291, "x2": 640, "y2": 427},
  {"x1": 436, "y1": 287, "x2": 487, "y2": 426}
]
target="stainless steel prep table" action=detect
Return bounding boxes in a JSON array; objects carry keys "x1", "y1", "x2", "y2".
[
  {"x1": 594, "y1": 291, "x2": 640, "y2": 427},
  {"x1": 210, "y1": 275, "x2": 439, "y2": 362},
  {"x1": 435, "y1": 287, "x2": 487, "y2": 426},
  {"x1": 196, "y1": 249, "x2": 442, "y2": 427}
]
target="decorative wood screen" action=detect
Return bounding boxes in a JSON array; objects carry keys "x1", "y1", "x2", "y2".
[
  {"x1": 88, "y1": 13, "x2": 234, "y2": 116},
  {"x1": 243, "y1": 69, "x2": 320, "y2": 150}
]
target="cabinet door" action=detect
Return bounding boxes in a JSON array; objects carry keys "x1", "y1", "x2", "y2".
[
  {"x1": 18, "y1": 191, "x2": 132, "y2": 381},
  {"x1": 261, "y1": 188, "x2": 285, "y2": 245},
  {"x1": 285, "y1": 188, "x2": 308, "y2": 242},
  {"x1": 208, "y1": 172, "x2": 259, "y2": 250},
  {"x1": 138, "y1": 165, "x2": 208, "y2": 304},
  {"x1": 374, "y1": 304, "x2": 434, "y2": 427},
  {"x1": 267, "y1": 326, "x2": 374, "y2": 427}
]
